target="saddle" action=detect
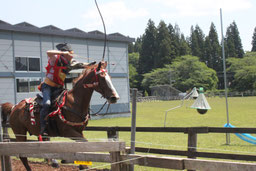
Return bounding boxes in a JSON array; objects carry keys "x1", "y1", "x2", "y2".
[{"x1": 25, "y1": 89, "x2": 67, "y2": 125}]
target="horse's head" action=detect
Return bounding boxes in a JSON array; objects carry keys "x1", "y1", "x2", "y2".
[{"x1": 82, "y1": 61, "x2": 120, "y2": 104}]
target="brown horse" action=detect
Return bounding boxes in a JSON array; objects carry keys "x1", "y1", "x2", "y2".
[{"x1": 1, "y1": 61, "x2": 119, "y2": 171}]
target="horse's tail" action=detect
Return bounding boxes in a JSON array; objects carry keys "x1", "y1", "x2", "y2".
[{"x1": 1, "y1": 102, "x2": 14, "y2": 125}]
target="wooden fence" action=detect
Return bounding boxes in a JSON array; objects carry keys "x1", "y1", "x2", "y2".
[
  {"x1": 1, "y1": 126, "x2": 256, "y2": 170},
  {"x1": 85, "y1": 126, "x2": 256, "y2": 161},
  {"x1": 86, "y1": 126, "x2": 256, "y2": 171},
  {"x1": 0, "y1": 141, "x2": 127, "y2": 171}
]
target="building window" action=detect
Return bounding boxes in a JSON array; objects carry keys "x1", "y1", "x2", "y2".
[
  {"x1": 15, "y1": 57, "x2": 27, "y2": 71},
  {"x1": 16, "y1": 78, "x2": 29, "y2": 92},
  {"x1": 30, "y1": 78, "x2": 41, "y2": 92},
  {"x1": 16, "y1": 78, "x2": 41, "y2": 93},
  {"x1": 15, "y1": 57, "x2": 40, "y2": 71}
]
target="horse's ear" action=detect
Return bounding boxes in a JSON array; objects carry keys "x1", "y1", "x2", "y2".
[
  {"x1": 97, "y1": 61, "x2": 102, "y2": 71},
  {"x1": 103, "y1": 61, "x2": 107, "y2": 69}
]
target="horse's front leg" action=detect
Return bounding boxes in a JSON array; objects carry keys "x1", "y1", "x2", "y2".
[
  {"x1": 61, "y1": 130, "x2": 88, "y2": 170},
  {"x1": 46, "y1": 158, "x2": 59, "y2": 168},
  {"x1": 73, "y1": 135, "x2": 89, "y2": 170},
  {"x1": 40, "y1": 137, "x2": 59, "y2": 168}
]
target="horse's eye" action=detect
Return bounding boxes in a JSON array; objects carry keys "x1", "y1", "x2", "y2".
[{"x1": 100, "y1": 72, "x2": 105, "y2": 76}]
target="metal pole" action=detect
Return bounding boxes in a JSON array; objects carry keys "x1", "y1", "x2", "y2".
[
  {"x1": 220, "y1": 8, "x2": 230, "y2": 145},
  {"x1": 164, "y1": 89, "x2": 194, "y2": 127},
  {"x1": 130, "y1": 88, "x2": 137, "y2": 171}
]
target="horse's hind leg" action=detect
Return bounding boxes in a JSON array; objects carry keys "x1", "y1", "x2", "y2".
[
  {"x1": 20, "y1": 157, "x2": 31, "y2": 171},
  {"x1": 15, "y1": 131, "x2": 32, "y2": 171}
]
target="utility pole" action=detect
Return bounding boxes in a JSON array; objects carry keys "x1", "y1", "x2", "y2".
[{"x1": 220, "y1": 8, "x2": 230, "y2": 145}]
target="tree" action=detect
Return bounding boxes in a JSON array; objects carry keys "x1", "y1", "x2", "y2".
[
  {"x1": 204, "y1": 23, "x2": 222, "y2": 72},
  {"x1": 225, "y1": 21, "x2": 244, "y2": 58},
  {"x1": 138, "y1": 19, "x2": 157, "y2": 75},
  {"x1": 134, "y1": 36, "x2": 142, "y2": 53},
  {"x1": 190, "y1": 25, "x2": 205, "y2": 61},
  {"x1": 129, "y1": 37, "x2": 143, "y2": 53},
  {"x1": 142, "y1": 55, "x2": 218, "y2": 93},
  {"x1": 251, "y1": 27, "x2": 256, "y2": 52},
  {"x1": 171, "y1": 55, "x2": 218, "y2": 92},
  {"x1": 155, "y1": 21, "x2": 173, "y2": 68},
  {"x1": 168, "y1": 23, "x2": 180, "y2": 57},
  {"x1": 141, "y1": 67, "x2": 171, "y2": 94},
  {"x1": 227, "y1": 52, "x2": 256, "y2": 92},
  {"x1": 129, "y1": 52, "x2": 139, "y2": 69},
  {"x1": 179, "y1": 34, "x2": 191, "y2": 56},
  {"x1": 129, "y1": 64, "x2": 139, "y2": 88},
  {"x1": 128, "y1": 43, "x2": 134, "y2": 53},
  {"x1": 129, "y1": 53, "x2": 140, "y2": 88}
]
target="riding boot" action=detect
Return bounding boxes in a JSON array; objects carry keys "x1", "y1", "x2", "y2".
[
  {"x1": 40, "y1": 120, "x2": 48, "y2": 136},
  {"x1": 40, "y1": 102, "x2": 50, "y2": 136}
]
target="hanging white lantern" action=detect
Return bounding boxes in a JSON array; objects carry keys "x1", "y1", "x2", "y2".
[
  {"x1": 191, "y1": 87, "x2": 199, "y2": 99},
  {"x1": 191, "y1": 87, "x2": 211, "y2": 114}
]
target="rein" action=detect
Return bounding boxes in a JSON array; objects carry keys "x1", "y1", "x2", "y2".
[
  {"x1": 89, "y1": 100, "x2": 110, "y2": 116},
  {"x1": 46, "y1": 91, "x2": 89, "y2": 127}
]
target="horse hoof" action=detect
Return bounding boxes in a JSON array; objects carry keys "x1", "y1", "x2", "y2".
[{"x1": 51, "y1": 159, "x2": 59, "y2": 168}]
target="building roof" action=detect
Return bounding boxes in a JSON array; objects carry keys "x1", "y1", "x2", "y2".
[{"x1": 0, "y1": 20, "x2": 134, "y2": 43}]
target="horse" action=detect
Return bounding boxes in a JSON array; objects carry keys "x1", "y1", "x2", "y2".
[{"x1": 1, "y1": 61, "x2": 119, "y2": 171}]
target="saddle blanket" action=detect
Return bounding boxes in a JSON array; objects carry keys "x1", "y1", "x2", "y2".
[{"x1": 24, "y1": 91, "x2": 68, "y2": 125}]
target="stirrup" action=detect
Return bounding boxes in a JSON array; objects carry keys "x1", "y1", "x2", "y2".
[{"x1": 38, "y1": 135, "x2": 43, "y2": 141}]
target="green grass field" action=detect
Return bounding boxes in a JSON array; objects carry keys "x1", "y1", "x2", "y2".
[
  {"x1": 86, "y1": 96, "x2": 256, "y2": 149},
  {"x1": 8, "y1": 96, "x2": 256, "y2": 170},
  {"x1": 83, "y1": 96, "x2": 256, "y2": 170}
]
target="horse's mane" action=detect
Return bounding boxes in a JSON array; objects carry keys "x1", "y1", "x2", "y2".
[{"x1": 72, "y1": 66, "x2": 95, "y2": 87}]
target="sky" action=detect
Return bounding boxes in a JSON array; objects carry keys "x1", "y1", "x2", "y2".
[{"x1": 1, "y1": 0, "x2": 255, "y2": 51}]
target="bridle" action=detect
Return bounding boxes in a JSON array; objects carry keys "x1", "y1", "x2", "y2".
[
  {"x1": 59, "y1": 67, "x2": 110, "y2": 125},
  {"x1": 83, "y1": 67, "x2": 111, "y2": 116},
  {"x1": 83, "y1": 68, "x2": 108, "y2": 98},
  {"x1": 83, "y1": 68, "x2": 100, "y2": 89}
]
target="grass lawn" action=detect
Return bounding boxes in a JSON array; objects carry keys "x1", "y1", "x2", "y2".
[
  {"x1": 84, "y1": 96, "x2": 256, "y2": 170},
  {"x1": 86, "y1": 96, "x2": 256, "y2": 150},
  {"x1": 7, "y1": 96, "x2": 256, "y2": 170}
]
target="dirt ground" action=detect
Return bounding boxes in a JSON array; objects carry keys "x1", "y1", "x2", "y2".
[{"x1": 0, "y1": 159, "x2": 110, "y2": 171}]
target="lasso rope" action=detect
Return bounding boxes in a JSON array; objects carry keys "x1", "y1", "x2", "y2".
[{"x1": 94, "y1": 0, "x2": 107, "y2": 61}]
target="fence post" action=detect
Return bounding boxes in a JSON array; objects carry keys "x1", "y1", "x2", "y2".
[
  {"x1": 130, "y1": 88, "x2": 137, "y2": 171},
  {"x1": 130, "y1": 88, "x2": 137, "y2": 154},
  {"x1": 107, "y1": 129, "x2": 124, "y2": 171},
  {"x1": 107, "y1": 129, "x2": 119, "y2": 141},
  {"x1": 187, "y1": 128, "x2": 197, "y2": 171}
]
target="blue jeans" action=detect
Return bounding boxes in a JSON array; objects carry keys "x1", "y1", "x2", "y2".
[{"x1": 40, "y1": 83, "x2": 59, "y2": 131}]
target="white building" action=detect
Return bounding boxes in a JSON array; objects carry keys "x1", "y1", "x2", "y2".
[{"x1": 0, "y1": 20, "x2": 134, "y2": 118}]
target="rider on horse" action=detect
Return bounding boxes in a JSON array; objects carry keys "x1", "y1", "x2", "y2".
[{"x1": 40, "y1": 43, "x2": 87, "y2": 136}]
